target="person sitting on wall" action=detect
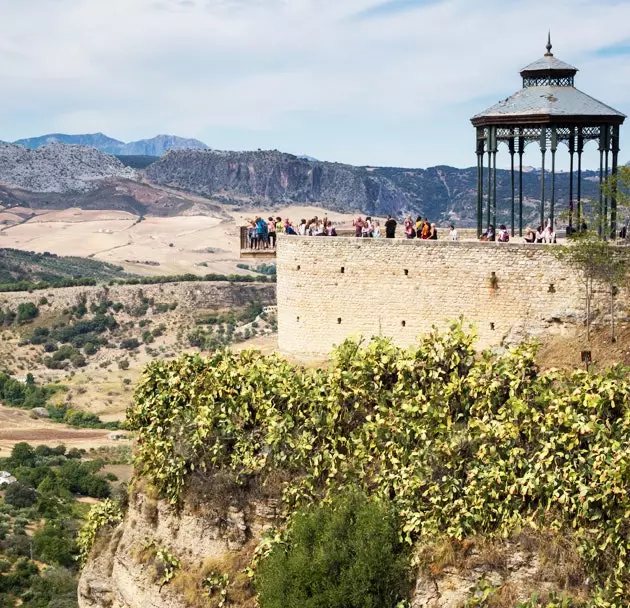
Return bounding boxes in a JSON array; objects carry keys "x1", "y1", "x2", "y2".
[
  {"x1": 449, "y1": 224, "x2": 458, "y2": 241},
  {"x1": 297, "y1": 218, "x2": 307, "y2": 235},
  {"x1": 430, "y1": 223, "x2": 438, "y2": 240},
  {"x1": 327, "y1": 222, "x2": 337, "y2": 236},
  {"x1": 372, "y1": 221, "x2": 382, "y2": 237},
  {"x1": 523, "y1": 227, "x2": 536, "y2": 243},
  {"x1": 405, "y1": 221, "x2": 416, "y2": 239},
  {"x1": 285, "y1": 222, "x2": 298, "y2": 235},
  {"x1": 497, "y1": 224, "x2": 509, "y2": 242},
  {"x1": 542, "y1": 221, "x2": 555, "y2": 244},
  {"x1": 486, "y1": 224, "x2": 495, "y2": 242},
  {"x1": 535, "y1": 225, "x2": 545, "y2": 243},
  {"x1": 415, "y1": 215, "x2": 423, "y2": 235},
  {"x1": 421, "y1": 218, "x2": 431, "y2": 240},
  {"x1": 385, "y1": 215, "x2": 397, "y2": 238}
]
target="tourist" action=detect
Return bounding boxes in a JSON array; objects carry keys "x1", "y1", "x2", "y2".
[
  {"x1": 298, "y1": 219, "x2": 307, "y2": 236},
  {"x1": 327, "y1": 222, "x2": 337, "y2": 236},
  {"x1": 285, "y1": 222, "x2": 297, "y2": 235},
  {"x1": 353, "y1": 216, "x2": 364, "y2": 237},
  {"x1": 421, "y1": 219, "x2": 431, "y2": 240},
  {"x1": 535, "y1": 226, "x2": 544, "y2": 243},
  {"x1": 430, "y1": 223, "x2": 438, "y2": 240},
  {"x1": 497, "y1": 224, "x2": 509, "y2": 242},
  {"x1": 268, "y1": 217, "x2": 277, "y2": 248},
  {"x1": 405, "y1": 220, "x2": 416, "y2": 239},
  {"x1": 385, "y1": 215, "x2": 397, "y2": 238},
  {"x1": 362, "y1": 217, "x2": 373, "y2": 238},
  {"x1": 543, "y1": 222, "x2": 556, "y2": 244},
  {"x1": 449, "y1": 224, "x2": 458, "y2": 241},
  {"x1": 415, "y1": 216, "x2": 423, "y2": 235},
  {"x1": 486, "y1": 224, "x2": 495, "y2": 242},
  {"x1": 524, "y1": 227, "x2": 535, "y2": 243},
  {"x1": 373, "y1": 221, "x2": 382, "y2": 238}
]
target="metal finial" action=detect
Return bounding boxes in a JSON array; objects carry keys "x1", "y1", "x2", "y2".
[{"x1": 545, "y1": 31, "x2": 553, "y2": 56}]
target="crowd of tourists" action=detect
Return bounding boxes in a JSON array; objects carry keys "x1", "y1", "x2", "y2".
[
  {"x1": 245, "y1": 213, "x2": 567, "y2": 249},
  {"x1": 246, "y1": 216, "x2": 339, "y2": 249}
]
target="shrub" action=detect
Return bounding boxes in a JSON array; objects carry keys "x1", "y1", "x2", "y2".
[
  {"x1": 256, "y1": 491, "x2": 410, "y2": 608},
  {"x1": 118, "y1": 359, "x2": 130, "y2": 371},
  {"x1": 4, "y1": 482, "x2": 38, "y2": 508},
  {"x1": 120, "y1": 338, "x2": 140, "y2": 350},
  {"x1": 16, "y1": 302, "x2": 39, "y2": 324}
]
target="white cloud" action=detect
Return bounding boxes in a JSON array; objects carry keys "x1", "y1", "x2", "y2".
[{"x1": 1, "y1": 0, "x2": 630, "y2": 166}]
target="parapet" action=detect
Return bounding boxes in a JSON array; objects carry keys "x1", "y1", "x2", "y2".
[{"x1": 276, "y1": 235, "x2": 589, "y2": 359}]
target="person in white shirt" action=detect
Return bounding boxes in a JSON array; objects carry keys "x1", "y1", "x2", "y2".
[{"x1": 449, "y1": 224, "x2": 458, "y2": 241}]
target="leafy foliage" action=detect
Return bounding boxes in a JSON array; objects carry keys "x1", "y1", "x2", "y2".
[
  {"x1": 129, "y1": 322, "x2": 630, "y2": 604},
  {"x1": 77, "y1": 499, "x2": 123, "y2": 565},
  {"x1": 256, "y1": 490, "x2": 410, "y2": 608}
]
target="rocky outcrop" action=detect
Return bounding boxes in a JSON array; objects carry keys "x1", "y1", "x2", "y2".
[
  {"x1": 79, "y1": 485, "x2": 280, "y2": 608},
  {"x1": 80, "y1": 483, "x2": 587, "y2": 608},
  {"x1": 0, "y1": 143, "x2": 136, "y2": 193}
]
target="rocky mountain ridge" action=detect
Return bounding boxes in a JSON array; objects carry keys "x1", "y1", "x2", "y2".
[
  {"x1": 147, "y1": 148, "x2": 604, "y2": 225},
  {"x1": 13, "y1": 133, "x2": 209, "y2": 156},
  {"x1": 0, "y1": 142, "x2": 136, "y2": 193},
  {"x1": 0, "y1": 140, "x2": 607, "y2": 224}
]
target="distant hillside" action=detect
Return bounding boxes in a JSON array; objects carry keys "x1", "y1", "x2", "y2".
[
  {"x1": 146, "y1": 149, "x2": 603, "y2": 226},
  {"x1": 14, "y1": 133, "x2": 209, "y2": 156},
  {"x1": 0, "y1": 249, "x2": 129, "y2": 285},
  {"x1": 0, "y1": 143, "x2": 136, "y2": 193}
]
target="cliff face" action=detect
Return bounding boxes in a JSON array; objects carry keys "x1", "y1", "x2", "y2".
[
  {"x1": 147, "y1": 149, "x2": 409, "y2": 216},
  {"x1": 79, "y1": 485, "x2": 280, "y2": 608},
  {"x1": 146, "y1": 149, "x2": 602, "y2": 225},
  {"x1": 80, "y1": 483, "x2": 584, "y2": 608}
]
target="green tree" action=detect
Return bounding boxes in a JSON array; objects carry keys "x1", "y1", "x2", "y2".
[
  {"x1": 555, "y1": 231, "x2": 628, "y2": 342},
  {"x1": 16, "y1": 302, "x2": 39, "y2": 324},
  {"x1": 32, "y1": 522, "x2": 77, "y2": 568},
  {"x1": 256, "y1": 491, "x2": 411, "y2": 608},
  {"x1": 10, "y1": 442, "x2": 36, "y2": 467},
  {"x1": 4, "y1": 482, "x2": 38, "y2": 508}
]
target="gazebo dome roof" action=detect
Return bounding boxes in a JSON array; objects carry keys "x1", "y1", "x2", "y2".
[{"x1": 471, "y1": 35, "x2": 626, "y2": 127}]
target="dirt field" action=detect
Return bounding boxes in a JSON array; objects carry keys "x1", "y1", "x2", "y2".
[
  {"x1": 0, "y1": 405, "x2": 129, "y2": 457},
  {"x1": 0, "y1": 204, "x2": 357, "y2": 276}
]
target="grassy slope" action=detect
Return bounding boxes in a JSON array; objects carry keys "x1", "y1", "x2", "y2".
[{"x1": 0, "y1": 249, "x2": 130, "y2": 284}]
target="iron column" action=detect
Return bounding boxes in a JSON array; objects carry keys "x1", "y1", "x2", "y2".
[
  {"x1": 509, "y1": 135, "x2": 515, "y2": 237},
  {"x1": 540, "y1": 127, "x2": 547, "y2": 228}
]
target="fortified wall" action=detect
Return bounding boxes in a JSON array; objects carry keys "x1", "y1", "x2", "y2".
[{"x1": 276, "y1": 235, "x2": 612, "y2": 359}]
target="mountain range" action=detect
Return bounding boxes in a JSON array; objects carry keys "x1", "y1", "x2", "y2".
[
  {"x1": 12, "y1": 133, "x2": 209, "y2": 156},
  {"x1": 0, "y1": 139, "x2": 608, "y2": 226}
]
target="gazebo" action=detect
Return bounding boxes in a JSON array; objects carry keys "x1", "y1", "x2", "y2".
[{"x1": 471, "y1": 35, "x2": 625, "y2": 238}]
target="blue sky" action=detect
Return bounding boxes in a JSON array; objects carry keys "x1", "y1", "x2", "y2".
[{"x1": 1, "y1": 0, "x2": 630, "y2": 169}]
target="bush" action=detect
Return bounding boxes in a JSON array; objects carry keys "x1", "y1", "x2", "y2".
[
  {"x1": 16, "y1": 302, "x2": 39, "y2": 324},
  {"x1": 120, "y1": 338, "x2": 140, "y2": 350},
  {"x1": 257, "y1": 491, "x2": 410, "y2": 608},
  {"x1": 118, "y1": 359, "x2": 130, "y2": 371},
  {"x1": 4, "y1": 482, "x2": 38, "y2": 508}
]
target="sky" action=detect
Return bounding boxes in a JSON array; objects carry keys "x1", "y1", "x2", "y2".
[{"x1": 2, "y1": 0, "x2": 630, "y2": 169}]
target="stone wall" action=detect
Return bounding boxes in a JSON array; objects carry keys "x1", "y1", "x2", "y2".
[{"x1": 277, "y1": 235, "x2": 617, "y2": 359}]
